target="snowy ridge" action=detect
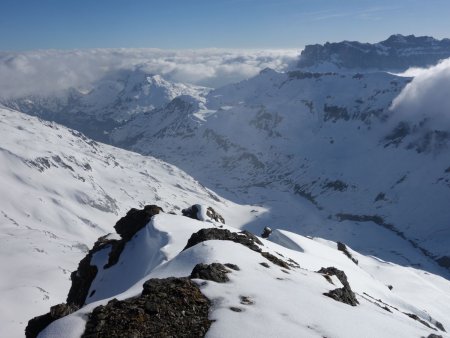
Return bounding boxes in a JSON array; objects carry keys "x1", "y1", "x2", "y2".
[
  {"x1": 0, "y1": 107, "x2": 260, "y2": 338},
  {"x1": 37, "y1": 211, "x2": 450, "y2": 338}
]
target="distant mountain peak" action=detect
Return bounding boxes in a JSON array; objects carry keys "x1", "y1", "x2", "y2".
[{"x1": 298, "y1": 34, "x2": 450, "y2": 72}]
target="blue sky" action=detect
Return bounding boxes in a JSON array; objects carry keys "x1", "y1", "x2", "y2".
[{"x1": 1, "y1": 0, "x2": 450, "y2": 50}]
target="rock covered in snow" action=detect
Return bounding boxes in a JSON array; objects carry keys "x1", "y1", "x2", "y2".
[
  {"x1": 114, "y1": 205, "x2": 163, "y2": 240},
  {"x1": 182, "y1": 204, "x2": 225, "y2": 224}
]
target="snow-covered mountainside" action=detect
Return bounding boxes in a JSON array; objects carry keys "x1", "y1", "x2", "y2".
[
  {"x1": 32, "y1": 208, "x2": 450, "y2": 338},
  {"x1": 0, "y1": 68, "x2": 209, "y2": 142},
  {"x1": 0, "y1": 107, "x2": 259, "y2": 338},
  {"x1": 297, "y1": 34, "x2": 450, "y2": 72},
  {"x1": 110, "y1": 68, "x2": 450, "y2": 279}
]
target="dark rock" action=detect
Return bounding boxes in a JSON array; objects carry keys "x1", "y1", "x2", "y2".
[
  {"x1": 323, "y1": 287, "x2": 359, "y2": 307},
  {"x1": 323, "y1": 105, "x2": 350, "y2": 122},
  {"x1": 183, "y1": 228, "x2": 262, "y2": 252},
  {"x1": 323, "y1": 180, "x2": 348, "y2": 192},
  {"x1": 224, "y1": 263, "x2": 240, "y2": 271},
  {"x1": 182, "y1": 204, "x2": 201, "y2": 220},
  {"x1": 182, "y1": 228, "x2": 293, "y2": 270},
  {"x1": 114, "y1": 205, "x2": 163, "y2": 241},
  {"x1": 374, "y1": 192, "x2": 387, "y2": 202},
  {"x1": 435, "y1": 321, "x2": 446, "y2": 332},
  {"x1": 239, "y1": 230, "x2": 263, "y2": 245},
  {"x1": 318, "y1": 267, "x2": 359, "y2": 306},
  {"x1": 67, "y1": 205, "x2": 163, "y2": 308},
  {"x1": 66, "y1": 235, "x2": 113, "y2": 308},
  {"x1": 404, "y1": 312, "x2": 434, "y2": 330},
  {"x1": 387, "y1": 285, "x2": 393, "y2": 290},
  {"x1": 436, "y1": 256, "x2": 450, "y2": 269},
  {"x1": 425, "y1": 334, "x2": 443, "y2": 338},
  {"x1": 26, "y1": 303, "x2": 78, "y2": 338},
  {"x1": 261, "y1": 251, "x2": 290, "y2": 269},
  {"x1": 337, "y1": 242, "x2": 358, "y2": 265},
  {"x1": 206, "y1": 206, "x2": 225, "y2": 224},
  {"x1": 82, "y1": 277, "x2": 211, "y2": 338},
  {"x1": 229, "y1": 307, "x2": 243, "y2": 312},
  {"x1": 240, "y1": 296, "x2": 254, "y2": 305},
  {"x1": 261, "y1": 226, "x2": 272, "y2": 238},
  {"x1": 260, "y1": 262, "x2": 270, "y2": 268},
  {"x1": 182, "y1": 204, "x2": 225, "y2": 224},
  {"x1": 190, "y1": 263, "x2": 230, "y2": 283}
]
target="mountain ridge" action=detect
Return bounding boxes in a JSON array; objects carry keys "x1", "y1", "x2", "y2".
[{"x1": 297, "y1": 34, "x2": 450, "y2": 72}]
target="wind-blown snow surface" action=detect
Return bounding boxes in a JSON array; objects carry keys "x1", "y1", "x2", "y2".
[
  {"x1": 0, "y1": 107, "x2": 261, "y2": 338},
  {"x1": 40, "y1": 213, "x2": 450, "y2": 338}
]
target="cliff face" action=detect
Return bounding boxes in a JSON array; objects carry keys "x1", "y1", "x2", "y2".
[{"x1": 297, "y1": 34, "x2": 450, "y2": 71}]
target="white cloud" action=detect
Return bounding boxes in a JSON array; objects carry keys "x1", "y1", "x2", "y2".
[
  {"x1": 0, "y1": 48, "x2": 299, "y2": 98},
  {"x1": 391, "y1": 57, "x2": 450, "y2": 130}
]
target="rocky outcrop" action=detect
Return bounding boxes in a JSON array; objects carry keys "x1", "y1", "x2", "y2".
[
  {"x1": 190, "y1": 263, "x2": 231, "y2": 283},
  {"x1": 26, "y1": 304, "x2": 78, "y2": 338},
  {"x1": 205, "y1": 206, "x2": 225, "y2": 223},
  {"x1": 319, "y1": 267, "x2": 359, "y2": 306},
  {"x1": 28, "y1": 205, "x2": 164, "y2": 337},
  {"x1": 114, "y1": 205, "x2": 163, "y2": 240},
  {"x1": 183, "y1": 228, "x2": 293, "y2": 269},
  {"x1": 67, "y1": 205, "x2": 163, "y2": 308},
  {"x1": 183, "y1": 228, "x2": 262, "y2": 252},
  {"x1": 182, "y1": 204, "x2": 225, "y2": 224},
  {"x1": 261, "y1": 226, "x2": 272, "y2": 238},
  {"x1": 337, "y1": 242, "x2": 358, "y2": 265},
  {"x1": 66, "y1": 235, "x2": 116, "y2": 308},
  {"x1": 82, "y1": 277, "x2": 212, "y2": 338}
]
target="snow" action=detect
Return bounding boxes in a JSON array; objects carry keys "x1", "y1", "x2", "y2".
[
  {"x1": 1, "y1": 42, "x2": 450, "y2": 337},
  {"x1": 108, "y1": 68, "x2": 450, "y2": 280},
  {"x1": 40, "y1": 213, "x2": 450, "y2": 338},
  {"x1": 0, "y1": 107, "x2": 260, "y2": 338}
]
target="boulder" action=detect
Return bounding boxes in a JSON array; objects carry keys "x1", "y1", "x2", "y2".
[{"x1": 190, "y1": 263, "x2": 230, "y2": 283}]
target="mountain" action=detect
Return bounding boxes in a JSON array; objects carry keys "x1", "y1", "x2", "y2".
[
  {"x1": 0, "y1": 68, "x2": 209, "y2": 142},
  {"x1": 2, "y1": 35, "x2": 450, "y2": 337},
  {"x1": 31, "y1": 206, "x2": 450, "y2": 338},
  {"x1": 297, "y1": 34, "x2": 450, "y2": 72},
  {"x1": 0, "y1": 107, "x2": 259, "y2": 338},
  {"x1": 110, "y1": 68, "x2": 450, "y2": 278}
]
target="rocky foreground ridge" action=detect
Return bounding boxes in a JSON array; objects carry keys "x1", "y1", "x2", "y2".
[{"x1": 27, "y1": 204, "x2": 449, "y2": 338}]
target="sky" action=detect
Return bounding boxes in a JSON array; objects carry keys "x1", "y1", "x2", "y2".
[{"x1": 1, "y1": 0, "x2": 450, "y2": 51}]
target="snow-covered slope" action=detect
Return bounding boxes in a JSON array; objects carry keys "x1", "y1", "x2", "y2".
[
  {"x1": 297, "y1": 34, "x2": 450, "y2": 72},
  {"x1": 0, "y1": 107, "x2": 260, "y2": 338},
  {"x1": 109, "y1": 68, "x2": 450, "y2": 278},
  {"x1": 0, "y1": 68, "x2": 209, "y2": 142},
  {"x1": 37, "y1": 211, "x2": 450, "y2": 338}
]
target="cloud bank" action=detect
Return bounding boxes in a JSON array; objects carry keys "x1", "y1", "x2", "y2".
[
  {"x1": 0, "y1": 49, "x2": 299, "y2": 98},
  {"x1": 391, "y1": 57, "x2": 450, "y2": 130}
]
